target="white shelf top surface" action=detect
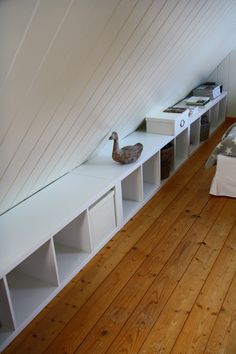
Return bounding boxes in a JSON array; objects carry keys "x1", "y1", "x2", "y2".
[
  {"x1": 77, "y1": 131, "x2": 173, "y2": 180},
  {"x1": 0, "y1": 173, "x2": 112, "y2": 277}
]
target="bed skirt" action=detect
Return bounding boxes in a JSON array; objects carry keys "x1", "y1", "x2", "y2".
[{"x1": 210, "y1": 155, "x2": 236, "y2": 198}]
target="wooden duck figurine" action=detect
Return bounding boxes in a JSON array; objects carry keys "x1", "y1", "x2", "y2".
[{"x1": 109, "y1": 131, "x2": 143, "y2": 164}]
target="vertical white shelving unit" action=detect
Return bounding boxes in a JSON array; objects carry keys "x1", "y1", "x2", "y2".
[
  {"x1": 121, "y1": 167, "x2": 143, "y2": 221},
  {"x1": 0, "y1": 92, "x2": 227, "y2": 352},
  {"x1": 53, "y1": 211, "x2": 92, "y2": 284},
  {"x1": 6, "y1": 240, "x2": 59, "y2": 327}
]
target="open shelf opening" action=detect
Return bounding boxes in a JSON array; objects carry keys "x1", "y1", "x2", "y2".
[
  {"x1": 54, "y1": 211, "x2": 92, "y2": 283},
  {"x1": 121, "y1": 167, "x2": 143, "y2": 221},
  {"x1": 6, "y1": 241, "x2": 58, "y2": 326},
  {"x1": 142, "y1": 153, "x2": 160, "y2": 200}
]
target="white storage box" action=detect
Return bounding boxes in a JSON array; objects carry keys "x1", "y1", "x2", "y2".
[
  {"x1": 88, "y1": 190, "x2": 117, "y2": 249},
  {"x1": 146, "y1": 111, "x2": 189, "y2": 136}
]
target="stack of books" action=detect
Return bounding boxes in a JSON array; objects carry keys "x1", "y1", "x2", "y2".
[{"x1": 192, "y1": 83, "x2": 222, "y2": 99}]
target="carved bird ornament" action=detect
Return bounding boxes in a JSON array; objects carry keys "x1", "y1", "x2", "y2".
[{"x1": 109, "y1": 131, "x2": 143, "y2": 164}]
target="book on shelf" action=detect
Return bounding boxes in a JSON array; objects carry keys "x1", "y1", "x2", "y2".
[{"x1": 185, "y1": 96, "x2": 210, "y2": 106}]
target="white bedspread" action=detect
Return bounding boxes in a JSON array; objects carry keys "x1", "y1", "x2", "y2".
[{"x1": 210, "y1": 155, "x2": 236, "y2": 198}]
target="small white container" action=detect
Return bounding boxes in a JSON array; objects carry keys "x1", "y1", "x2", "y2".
[
  {"x1": 88, "y1": 190, "x2": 117, "y2": 249},
  {"x1": 146, "y1": 110, "x2": 189, "y2": 136}
]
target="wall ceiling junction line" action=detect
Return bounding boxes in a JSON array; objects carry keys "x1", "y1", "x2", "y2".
[{"x1": 0, "y1": 0, "x2": 236, "y2": 215}]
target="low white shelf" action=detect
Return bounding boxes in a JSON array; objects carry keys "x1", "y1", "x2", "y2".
[{"x1": 0, "y1": 92, "x2": 227, "y2": 351}]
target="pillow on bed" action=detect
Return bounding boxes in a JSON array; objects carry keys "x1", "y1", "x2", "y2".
[{"x1": 205, "y1": 123, "x2": 236, "y2": 168}]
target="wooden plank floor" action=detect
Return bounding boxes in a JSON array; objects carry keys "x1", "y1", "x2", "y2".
[{"x1": 4, "y1": 119, "x2": 236, "y2": 354}]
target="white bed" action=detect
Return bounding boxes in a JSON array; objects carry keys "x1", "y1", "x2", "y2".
[{"x1": 210, "y1": 154, "x2": 236, "y2": 198}]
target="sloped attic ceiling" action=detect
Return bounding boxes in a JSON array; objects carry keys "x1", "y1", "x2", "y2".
[{"x1": 1, "y1": 0, "x2": 236, "y2": 215}]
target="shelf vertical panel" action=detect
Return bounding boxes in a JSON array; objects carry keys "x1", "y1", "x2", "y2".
[
  {"x1": 53, "y1": 210, "x2": 92, "y2": 283},
  {"x1": 175, "y1": 128, "x2": 189, "y2": 169},
  {"x1": 6, "y1": 240, "x2": 59, "y2": 326},
  {"x1": 209, "y1": 102, "x2": 219, "y2": 128},
  {"x1": 121, "y1": 167, "x2": 143, "y2": 221},
  {"x1": 189, "y1": 118, "x2": 200, "y2": 154},
  {"x1": 113, "y1": 183, "x2": 123, "y2": 228},
  {"x1": 218, "y1": 96, "x2": 227, "y2": 123},
  {"x1": 143, "y1": 152, "x2": 160, "y2": 200},
  {"x1": 0, "y1": 278, "x2": 15, "y2": 348}
]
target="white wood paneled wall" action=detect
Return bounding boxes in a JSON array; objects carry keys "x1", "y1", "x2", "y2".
[
  {"x1": 1, "y1": 0, "x2": 236, "y2": 215},
  {"x1": 208, "y1": 47, "x2": 236, "y2": 117}
]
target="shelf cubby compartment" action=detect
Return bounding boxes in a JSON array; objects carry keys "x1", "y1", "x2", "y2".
[
  {"x1": 142, "y1": 153, "x2": 160, "y2": 200},
  {"x1": 121, "y1": 167, "x2": 143, "y2": 221},
  {"x1": 54, "y1": 211, "x2": 92, "y2": 283},
  {"x1": 0, "y1": 278, "x2": 15, "y2": 347},
  {"x1": 88, "y1": 190, "x2": 117, "y2": 250},
  {"x1": 6, "y1": 240, "x2": 58, "y2": 327},
  {"x1": 189, "y1": 119, "x2": 200, "y2": 154},
  {"x1": 175, "y1": 128, "x2": 189, "y2": 169},
  {"x1": 218, "y1": 96, "x2": 227, "y2": 124}
]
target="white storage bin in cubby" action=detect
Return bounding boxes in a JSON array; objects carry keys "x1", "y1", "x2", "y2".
[
  {"x1": 6, "y1": 240, "x2": 58, "y2": 326},
  {"x1": 189, "y1": 119, "x2": 200, "y2": 154},
  {"x1": 121, "y1": 167, "x2": 143, "y2": 221},
  {"x1": 53, "y1": 211, "x2": 92, "y2": 283},
  {"x1": 0, "y1": 278, "x2": 15, "y2": 345},
  {"x1": 88, "y1": 190, "x2": 117, "y2": 250},
  {"x1": 175, "y1": 128, "x2": 189, "y2": 169},
  {"x1": 142, "y1": 153, "x2": 160, "y2": 200}
]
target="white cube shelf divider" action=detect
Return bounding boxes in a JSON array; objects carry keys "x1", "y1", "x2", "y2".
[
  {"x1": 189, "y1": 118, "x2": 201, "y2": 154},
  {"x1": 209, "y1": 102, "x2": 220, "y2": 132},
  {"x1": 53, "y1": 210, "x2": 92, "y2": 284},
  {"x1": 0, "y1": 92, "x2": 227, "y2": 352},
  {"x1": 0, "y1": 278, "x2": 15, "y2": 345},
  {"x1": 6, "y1": 240, "x2": 58, "y2": 327},
  {"x1": 218, "y1": 96, "x2": 227, "y2": 123},
  {"x1": 121, "y1": 167, "x2": 143, "y2": 221},
  {"x1": 175, "y1": 128, "x2": 189, "y2": 169},
  {"x1": 142, "y1": 152, "x2": 160, "y2": 201}
]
